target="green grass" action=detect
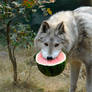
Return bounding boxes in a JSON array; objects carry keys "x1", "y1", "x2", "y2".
[{"x1": 0, "y1": 48, "x2": 86, "y2": 92}]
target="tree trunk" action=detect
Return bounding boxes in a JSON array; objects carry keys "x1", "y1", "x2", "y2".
[{"x1": 6, "y1": 20, "x2": 17, "y2": 83}]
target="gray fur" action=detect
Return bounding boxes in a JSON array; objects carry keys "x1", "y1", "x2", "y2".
[{"x1": 34, "y1": 7, "x2": 92, "y2": 92}]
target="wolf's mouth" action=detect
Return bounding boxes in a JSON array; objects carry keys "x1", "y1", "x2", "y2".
[
  {"x1": 47, "y1": 56, "x2": 53, "y2": 60},
  {"x1": 41, "y1": 49, "x2": 62, "y2": 60}
]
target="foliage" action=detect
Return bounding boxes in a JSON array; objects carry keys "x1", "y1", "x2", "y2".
[
  {"x1": 23, "y1": 0, "x2": 36, "y2": 8},
  {"x1": 11, "y1": 23, "x2": 36, "y2": 48},
  {"x1": 0, "y1": 0, "x2": 53, "y2": 47}
]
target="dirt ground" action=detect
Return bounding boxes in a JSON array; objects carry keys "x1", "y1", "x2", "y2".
[{"x1": 0, "y1": 48, "x2": 86, "y2": 92}]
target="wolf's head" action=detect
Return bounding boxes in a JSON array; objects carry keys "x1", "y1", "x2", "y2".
[{"x1": 34, "y1": 12, "x2": 78, "y2": 60}]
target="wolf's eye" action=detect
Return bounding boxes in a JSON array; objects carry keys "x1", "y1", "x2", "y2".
[
  {"x1": 44, "y1": 43, "x2": 48, "y2": 46},
  {"x1": 55, "y1": 43, "x2": 59, "y2": 47}
]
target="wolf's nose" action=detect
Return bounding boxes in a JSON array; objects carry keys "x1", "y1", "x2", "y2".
[{"x1": 47, "y1": 56, "x2": 53, "y2": 60}]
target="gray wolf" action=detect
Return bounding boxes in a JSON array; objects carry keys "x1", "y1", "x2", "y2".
[{"x1": 34, "y1": 7, "x2": 92, "y2": 92}]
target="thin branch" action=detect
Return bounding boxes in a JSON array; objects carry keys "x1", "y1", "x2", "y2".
[{"x1": 6, "y1": 14, "x2": 23, "y2": 83}]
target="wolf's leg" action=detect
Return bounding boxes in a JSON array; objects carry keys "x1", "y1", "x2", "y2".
[
  {"x1": 69, "y1": 61, "x2": 81, "y2": 92},
  {"x1": 85, "y1": 65, "x2": 92, "y2": 92}
]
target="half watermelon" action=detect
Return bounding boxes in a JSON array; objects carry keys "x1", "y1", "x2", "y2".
[{"x1": 36, "y1": 51, "x2": 66, "y2": 76}]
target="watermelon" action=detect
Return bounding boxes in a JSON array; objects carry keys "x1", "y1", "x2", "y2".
[{"x1": 35, "y1": 51, "x2": 66, "y2": 76}]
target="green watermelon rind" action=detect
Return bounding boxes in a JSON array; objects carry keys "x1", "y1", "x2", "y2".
[{"x1": 37, "y1": 61, "x2": 66, "y2": 76}]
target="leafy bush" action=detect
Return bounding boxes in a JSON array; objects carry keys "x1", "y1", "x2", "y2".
[
  {"x1": 0, "y1": 0, "x2": 53, "y2": 47},
  {"x1": 10, "y1": 23, "x2": 36, "y2": 48}
]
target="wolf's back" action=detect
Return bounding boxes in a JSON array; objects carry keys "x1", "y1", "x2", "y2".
[{"x1": 74, "y1": 6, "x2": 92, "y2": 15}]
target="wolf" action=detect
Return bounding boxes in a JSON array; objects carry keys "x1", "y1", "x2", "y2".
[{"x1": 34, "y1": 7, "x2": 92, "y2": 92}]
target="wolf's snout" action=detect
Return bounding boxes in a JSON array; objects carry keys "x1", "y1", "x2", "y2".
[{"x1": 47, "y1": 56, "x2": 53, "y2": 60}]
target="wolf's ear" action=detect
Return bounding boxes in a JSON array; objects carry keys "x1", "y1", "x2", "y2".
[
  {"x1": 41, "y1": 21, "x2": 49, "y2": 33},
  {"x1": 56, "y1": 22, "x2": 65, "y2": 34}
]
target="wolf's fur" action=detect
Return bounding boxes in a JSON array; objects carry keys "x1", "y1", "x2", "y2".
[{"x1": 34, "y1": 7, "x2": 92, "y2": 92}]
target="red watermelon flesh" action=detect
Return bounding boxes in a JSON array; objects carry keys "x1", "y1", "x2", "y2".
[{"x1": 36, "y1": 51, "x2": 66, "y2": 66}]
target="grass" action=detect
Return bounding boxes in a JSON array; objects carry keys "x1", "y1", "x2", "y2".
[{"x1": 0, "y1": 47, "x2": 86, "y2": 92}]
